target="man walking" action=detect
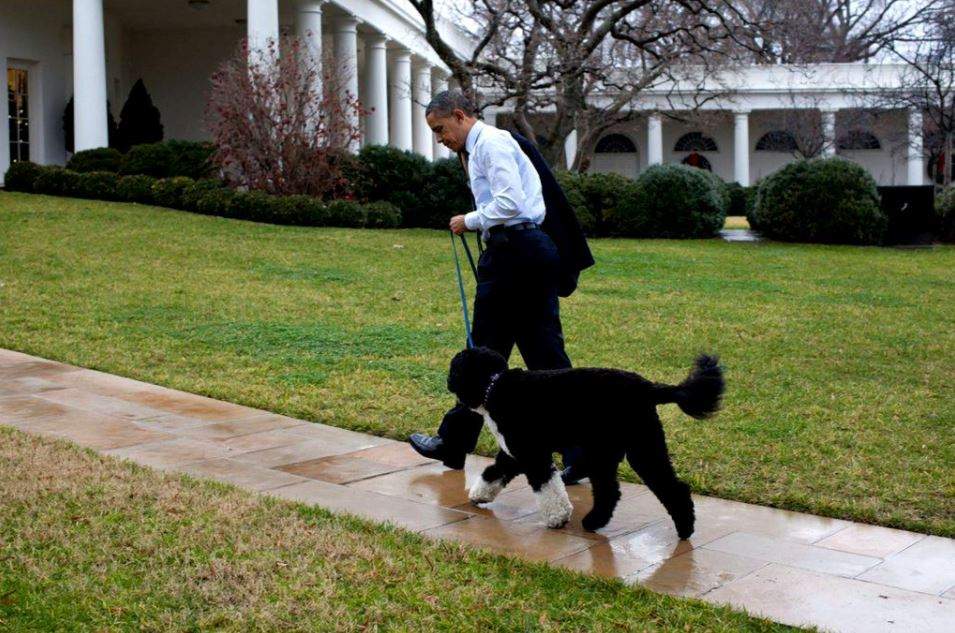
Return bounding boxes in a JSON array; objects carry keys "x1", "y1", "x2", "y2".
[{"x1": 409, "y1": 90, "x2": 587, "y2": 483}]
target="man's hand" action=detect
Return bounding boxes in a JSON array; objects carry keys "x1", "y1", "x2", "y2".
[{"x1": 450, "y1": 214, "x2": 469, "y2": 235}]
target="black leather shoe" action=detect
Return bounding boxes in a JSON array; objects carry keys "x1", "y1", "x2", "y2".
[
  {"x1": 560, "y1": 464, "x2": 588, "y2": 485},
  {"x1": 408, "y1": 433, "x2": 465, "y2": 469}
]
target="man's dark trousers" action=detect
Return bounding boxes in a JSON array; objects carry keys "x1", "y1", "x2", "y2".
[{"x1": 437, "y1": 224, "x2": 573, "y2": 458}]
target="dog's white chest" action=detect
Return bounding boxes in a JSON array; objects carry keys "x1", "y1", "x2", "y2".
[{"x1": 474, "y1": 406, "x2": 512, "y2": 457}]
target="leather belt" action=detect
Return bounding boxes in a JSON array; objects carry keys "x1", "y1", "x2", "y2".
[{"x1": 487, "y1": 221, "x2": 540, "y2": 236}]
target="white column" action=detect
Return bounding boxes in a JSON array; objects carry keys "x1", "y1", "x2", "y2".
[
  {"x1": 647, "y1": 113, "x2": 663, "y2": 166},
  {"x1": 821, "y1": 110, "x2": 837, "y2": 157},
  {"x1": 73, "y1": 0, "x2": 109, "y2": 151},
  {"x1": 413, "y1": 61, "x2": 433, "y2": 160},
  {"x1": 295, "y1": 1, "x2": 323, "y2": 67},
  {"x1": 432, "y1": 72, "x2": 449, "y2": 158},
  {"x1": 247, "y1": 0, "x2": 279, "y2": 59},
  {"x1": 733, "y1": 111, "x2": 750, "y2": 186},
  {"x1": 333, "y1": 16, "x2": 360, "y2": 150},
  {"x1": 907, "y1": 109, "x2": 924, "y2": 185},
  {"x1": 364, "y1": 34, "x2": 389, "y2": 147},
  {"x1": 389, "y1": 48, "x2": 413, "y2": 151}
]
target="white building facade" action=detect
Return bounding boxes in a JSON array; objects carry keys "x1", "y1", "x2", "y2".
[{"x1": 1, "y1": 0, "x2": 926, "y2": 188}]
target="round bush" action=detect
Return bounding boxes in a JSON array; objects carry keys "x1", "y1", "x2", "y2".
[
  {"x1": 326, "y1": 199, "x2": 366, "y2": 228},
  {"x1": 725, "y1": 181, "x2": 753, "y2": 218},
  {"x1": 66, "y1": 148, "x2": 123, "y2": 173},
  {"x1": 608, "y1": 164, "x2": 726, "y2": 238},
  {"x1": 116, "y1": 175, "x2": 156, "y2": 203},
  {"x1": 151, "y1": 176, "x2": 195, "y2": 209},
  {"x1": 936, "y1": 186, "x2": 955, "y2": 243},
  {"x1": 180, "y1": 179, "x2": 225, "y2": 211},
  {"x1": 3, "y1": 161, "x2": 45, "y2": 192},
  {"x1": 120, "y1": 142, "x2": 174, "y2": 177},
  {"x1": 164, "y1": 140, "x2": 215, "y2": 179},
  {"x1": 74, "y1": 171, "x2": 120, "y2": 200},
  {"x1": 577, "y1": 172, "x2": 634, "y2": 235},
  {"x1": 33, "y1": 167, "x2": 81, "y2": 196},
  {"x1": 363, "y1": 201, "x2": 402, "y2": 228},
  {"x1": 754, "y1": 158, "x2": 886, "y2": 244},
  {"x1": 264, "y1": 194, "x2": 324, "y2": 225},
  {"x1": 555, "y1": 172, "x2": 596, "y2": 235}
]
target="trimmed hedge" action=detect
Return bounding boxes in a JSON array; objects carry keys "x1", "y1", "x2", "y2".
[
  {"x1": 937, "y1": 186, "x2": 955, "y2": 243},
  {"x1": 120, "y1": 142, "x2": 174, "y2": 178},
  {"x1": 607, "y1": 164, "x2": 726, "y2": 238},
  {"x1": 753, "y1": 158, "x2": 886, "y2": 244},
  {"x1": 74, "y1": 171, "x2": 119, "y2": 200},
  {"x1": 554, "y1": 172, "x2": 596, "y2": 235},
  {"x1": 33, "y1": 167, "x2": 81, "y2": 196},
  {"x1": 116, "y1": 175, "x2": 155, "y2": 203},
  {"x1": 66, "y1": 148, "x2": 123, "y2": 173},
  {"x1": 165, "y1": 140, "x2": 215, "y2": 179},
  {"x1": 151, "y1": 176, "x2": 195, "y2": 209},
  {"x1": 2, "y1": 161, "x2": 45, "y2": 192},
  {"x1": 4, "y1": 164, "x2": 397, "y2": 229}
]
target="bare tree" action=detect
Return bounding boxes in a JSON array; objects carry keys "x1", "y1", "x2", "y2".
[
  {"x1": 205, "y1": 37, "x2": 365, "y2": 196},
  {"x1": 408, "y1": 0, "x2": 749, "y2": 170},
  {"x1": 886, "y1": 4, "x2": 954, "y2": 187},
  {"x1": 732, "y1": 0, "x2": 941, "y2": 63}
]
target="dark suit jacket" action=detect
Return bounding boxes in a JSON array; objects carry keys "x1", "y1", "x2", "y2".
[{"x1": 509, "y1": 132, "x2": 595, "y2": 297}]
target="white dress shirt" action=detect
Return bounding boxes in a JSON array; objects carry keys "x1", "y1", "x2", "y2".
[{"x1": 463, "y1": 120, "x2": 546, "y2": 235}]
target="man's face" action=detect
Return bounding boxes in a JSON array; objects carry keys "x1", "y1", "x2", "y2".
[{"x1": 426, "y1": 109, "x2": 474, "y2": 153}]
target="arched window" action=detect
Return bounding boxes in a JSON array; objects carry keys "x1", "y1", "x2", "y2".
[
  {"x1": 674, "y1": 131, "x2": 718, "y2": 152},
  {"x1": 594, "y1": 133, "x2": 637, "y2": 153},
  {"x1": 837, "y1": 130, "x2": 881, "y2": 150},
  {"x1": 681, "y1": 153, "x2": 712, "y2": 171},
  {"x1": 755, "y1": 130, "x2": 798, "y2": 152}
]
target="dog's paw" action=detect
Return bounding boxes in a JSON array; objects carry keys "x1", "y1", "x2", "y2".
[
  {"x1": 581, "y1": 510, "x2": 611, "y2": 532},
  {"x1": 469, "y1": 477, "x2": 504, "y2": 504},
  {"x1": 537, "y1": 473, "x2": 574, "y2": 529}
]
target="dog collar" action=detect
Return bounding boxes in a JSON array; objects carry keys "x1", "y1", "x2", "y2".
[{"x1": 483, "y1": 371, "x2": 502, "y2": 407}]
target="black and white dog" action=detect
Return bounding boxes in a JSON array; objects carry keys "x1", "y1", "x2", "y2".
[{"x1": 447, "y1": 347, "x2": 724, "y2": 538}]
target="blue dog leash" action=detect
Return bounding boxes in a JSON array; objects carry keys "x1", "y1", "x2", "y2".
[{"x1": 450, "y1": 230, "x2": 475, "y2": 349}]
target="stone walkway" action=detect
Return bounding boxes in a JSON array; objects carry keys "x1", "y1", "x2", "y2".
[{"x1": 1, "y1": 348, "x2": 952, "y2": 632}]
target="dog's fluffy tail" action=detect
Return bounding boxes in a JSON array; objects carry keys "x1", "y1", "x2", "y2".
[{"x1": 651, "y1": 355, "x2": 724, "y2": 419}]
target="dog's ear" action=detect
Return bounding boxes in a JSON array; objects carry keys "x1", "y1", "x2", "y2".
[{"x1": 447, "y1": 347, "x2": 507, "y2": 407}]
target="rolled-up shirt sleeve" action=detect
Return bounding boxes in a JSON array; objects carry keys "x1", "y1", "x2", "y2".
[{"x1": 466, "y1": 140, "x2": 524, "y2": 231}]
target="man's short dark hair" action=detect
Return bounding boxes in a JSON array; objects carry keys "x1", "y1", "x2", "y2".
[{"x1": 426, "y1": 90, "x2": 475, "y2": 118}]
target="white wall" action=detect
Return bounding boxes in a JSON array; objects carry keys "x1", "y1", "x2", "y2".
[
  {"x1": 125, "y1": 27, "x2": 244, "y2": 141},
  {"x1": 0, "y1": 0, "x2": 71, "y2": 186}
]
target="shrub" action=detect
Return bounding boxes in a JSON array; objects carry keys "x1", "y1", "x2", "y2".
[
  {"x1": 227, "y1": 190, "x2": 274, "y2": 221},
  {"x1": 116, "y1": 175, "x2": 156, "y2": 203},
  {"x1": 326, "y1": 199, "x2": 366, "y2": 228},
  {"x1": 180, "y1": 179, "x2": 225, "y2": 211},
  {"x1": 66, "y1": 148, "x2": 123, "y2": 173},
  {"x1": 165, "y1": 140, "x2": 215, "y2": 179},
  {"x1": 263, "y1": 194, "x2": 323, "y2": 225},
  {"x1": 936, "y1": 186, "x2": 955, "y2": 243},
  {"x1": 116, "y1": 79, "x2": 163, "y2": 153},
  {"x1": 555, "y1": 172, "x2": 597, "y2": 235},
  {"x1": 754, "y1": 158, "x2": 886, "y2": 244},
  {"x1": 33, "y1": 167, "x2": 81, "y2": 196},
  {"x1": 120, "y1": 142, "x2": 174, "y2": 178},
  {"x1": 351, "y1": 145, "x2": 430, "y2": 225},
  {"x1": 607, "y1": 164, "x2": 726, "y2": 238},
  {"x1": 419, "y1": 158, "x2": 471, "y2": 229},
  {"x1": 74, "y1": 171, "x2": 120, "y2": 200},
  {"x1": 195, "y1": 187, "x2": 236, "y2": 216},
  {"x1": 3, "y1": 161, "x2": 45, "y2": 192},
  {"x1": 151, "y1": 176, "x2": 195, "y2": 209},
  {"x1": 363, "y1": 201, "x2": 402, "y2": 228},
  {"x1": 576, "y1": 172, "x2": 634, "y2": 235}
]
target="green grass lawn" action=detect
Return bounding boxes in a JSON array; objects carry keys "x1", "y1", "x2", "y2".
[
  {"x1": 1, "y1": 192, "x2": 953, "y2": 538},
  {"x1": 0, "y1": 428, "x2": 798, "y2": 631}
]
